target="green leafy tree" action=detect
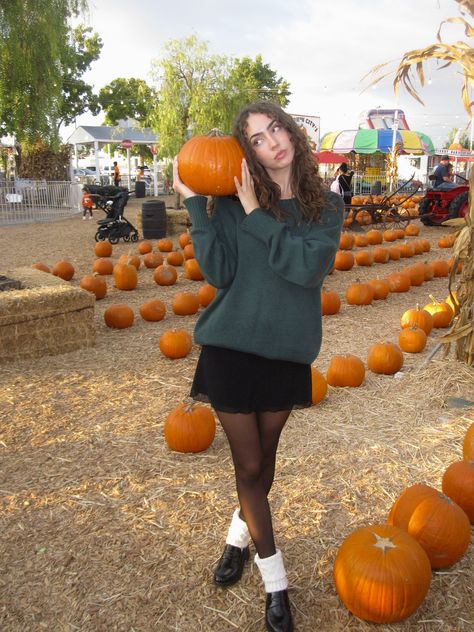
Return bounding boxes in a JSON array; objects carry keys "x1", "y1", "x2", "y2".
[
  {"x1": 98, "y1": 78, "x2": 158, "y2": 126},
  {"x1": 0, "y1": 0, "x2": 88, "y2": 144},
  {"x1": 149, "y1": 36, "x2": 291, "y2": 160},
  {"x1": 55, "y1": 25, "x2": 102, "y2": 133},
  {"x1": 217, "y1": 55, "x2": 291, "y2": 131}
]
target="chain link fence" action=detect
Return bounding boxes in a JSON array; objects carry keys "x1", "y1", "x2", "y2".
[{"x1": 0, "y1": 180, "x2": 82, "y2": 226}]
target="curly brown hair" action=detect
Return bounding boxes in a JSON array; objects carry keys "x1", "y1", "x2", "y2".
[{"x1": 233, "y1": 101, "x2": 326, "y2": 222}]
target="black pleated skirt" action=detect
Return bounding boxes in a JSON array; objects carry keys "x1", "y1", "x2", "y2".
[{"x1": 190, "y1": 345, "x2": 312, "y2": 413}]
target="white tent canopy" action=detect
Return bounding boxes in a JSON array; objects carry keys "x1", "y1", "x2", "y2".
[{"x1": 66, "y1": 124, "x2": 160, "y2": 194}]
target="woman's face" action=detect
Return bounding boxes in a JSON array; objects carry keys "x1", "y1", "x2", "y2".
[{"x1": 245, "y1": 112, "x2": 295, "y2": 172}]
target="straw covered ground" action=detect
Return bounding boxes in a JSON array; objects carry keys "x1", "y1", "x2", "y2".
[{"x1": 1, "y1": 196, "x2": 473, "y2": 632}]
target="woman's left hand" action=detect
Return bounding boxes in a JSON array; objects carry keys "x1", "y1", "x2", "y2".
[{"x1": 234, "y1": 159, "x2": 259, "y2": 216}]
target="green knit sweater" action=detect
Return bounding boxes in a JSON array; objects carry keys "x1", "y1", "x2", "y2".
[{"x1": 184, "y1": 192, "x2": 344, "y2": 364}]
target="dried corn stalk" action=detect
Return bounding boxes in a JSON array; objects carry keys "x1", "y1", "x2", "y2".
[
  {"x1": 363, "y1": 1, "x2": 474, "y2": 118},
  {"x1": 438, "y1": 167, "x2": 474, "y2": 365}
]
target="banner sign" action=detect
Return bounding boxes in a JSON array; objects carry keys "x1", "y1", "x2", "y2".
[{"x1": 290, "y1": 114, "x2": 320, "y2": 152}]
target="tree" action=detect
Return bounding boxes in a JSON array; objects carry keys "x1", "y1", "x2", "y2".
[
  {"x1": 445, "y1": 127, "x2": 470, "y2": 149},
  {"x1": 215, "y1": 55, "x2": 291, "y2": 132},
  {"x1": 55, "y1": 25, "x2": 102, "y2": 133},
  {"x1": 98, "y1": 78, "x2": 158, "y2": 126},
  {"x1": 149, "y1": 36, "x2": 291, "y2": 159},
  {"x1": 0, "y1": 0, "x2": 88, "y2": 144}
]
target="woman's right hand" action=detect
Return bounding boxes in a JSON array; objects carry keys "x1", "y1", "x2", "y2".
[{"x1": 173, "y1": 157, "x2": 196, "y2": 199}]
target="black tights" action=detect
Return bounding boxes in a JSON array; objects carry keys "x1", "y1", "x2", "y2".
[{"x1": 216, "y1": 409, "x2": 291, "y2": 559}]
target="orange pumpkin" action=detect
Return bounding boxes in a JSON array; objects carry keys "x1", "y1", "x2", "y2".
[
  {"x1": 184, "y1": 258, "x2": 205, "y2": 281},
  {"x1": 159, "y1": 329, "x2": 192, "y2": 359},
  {"x1": 339, "y1": 232, "x2": 355, "y2": 250},
  {"x1": 333, "y1": 524, "x2": 431, "y2": 623},
  {"x1": 383, "y1": 229, "x2": 398, "y2": 242},
  {"x1": 388, "y1": 487, "x2": 471, "y2": 568},
  {"x1": 94, "y1": 241, "x2": 112, "y2": 257},
  {"x1": 167, "y1": 250, "x2": 185, "y2": 266},
  {"x1": 153, "y1": 264, "x2": 178, "y2": 286},
  {"x1": 387, "y1": 245, "x2": 401, "y2": 261},
  {"x1": 172, "y1": 292, "x2": 200, "y2": 316},
  {"x1": 198, "y1": 283, "x2": 217, "y2": 307},
  {"x1": 438, "y1": 234, "x2": 455, "y2": 248},
  {"x1": 367, "y1": 342, "x2": 404, "y2": 375},
  {"x1": 354, "y1": 233, "x2": 369, "y2": 247},
  {"x1": 398, "y1": 326, "x2": 427, "y2": 353},
  {"x1": 403, "y1": 263, "x2": 425, "y2": 286},
  {"x1": 463, "y1": 423, "x2": 474, "y2": 460},
  {"x1": 429, "y1": 259, "x2": 450, "y2": 277},
  {"x1": 139, "y1": 299, "x2": 166, "y2": 322},
  {"x1": 92, "y1": 257, "x2": 114, "y2": 275},
  {"x1": 79, "y1": 274, "x2": 107, "y2": 300},
  {"x1": 334, "y1": 250, "x2": 355, "y2": 271},
  {"x1": 113, "y1": 261, "x2": 138, "y2": 290},
  {"x1": 373, "y1": 246, "x2": 390, "y2": 264},
  {"x1": 32, "y1": 262, "x2": 51, "y2": 273},
  {"x1": 183, "y1": 243, "x2": 195, "y2": 259},
  {"x1": 177, "y1": 130, "x2": 245, "y2": 196},
  {"x1": 354, "y1": 249, "x2": 374, "y2": 267},
  {"x1": 164, "y1": 401, "x2": 216, "y2": 453},
  {"x1": 405, "y1": 223, "x2": 420, "y2": 236},
  {"x1": 326, "y1": 354, "x2": 365, "y2": 387},
  {"x1": 157, "y1": 238, "x2": 173, "y2": 252},
  {"x1": 368, "y1": 278, "x2": 390, "y2": 300},
  {"x1": 138, "y1": 240, "x2": 153, "y2": 254},
  {"x1": 442, "y1": 460, "x2": 474, "y2": 523},
  {"x1": 104, "y1": 304, "x2": 134, "y2": 329},
  {"x1": 118, "y1": 253, "x2": 141, "y2": 270},
  {"x1": 178, "y1": 231, "x2": 192, "y2": 249},
  {"x1": 366, "y1": 229, "x2": 383, "y2": 245},
  {"x1": 321, "y1": 289, "x2": 341, "y2": 315},
  {"x1": 143, "y1": 251, "x2": 164, "y2": 269},
  {"x1": 52, "y1": 260, "x2": 75, "y2": 281},
  {"x1": 386, "y1": 271, "x2": 411, "y2": 293},
  {"x1": 400, "y1": 305, "x2": 433, "y2": 335},
  {"x1": 311, "y1": 367, "x2": 328, "y2": 405},
  {"x1": 422, "y1": 297, "x2": 453, "y2": 328},
  {"x1": 387, "y1": 483, "x2": 438, "y2": 527},
  {"x1": 345, "y1": 281, "x2": 374, "y2": 305},
  {"x1": 398, "y1": 241, "x2": 415, "y2": 258}
]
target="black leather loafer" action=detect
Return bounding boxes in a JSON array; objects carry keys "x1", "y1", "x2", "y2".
[
  {"x1": 265, "y1": 589, "x2": 293, "y2": 632},
  {"x1": 213, "y1": 544, "x2": 249, "y2": 587}
]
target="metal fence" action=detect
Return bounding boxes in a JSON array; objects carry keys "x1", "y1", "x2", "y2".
[{"x1": 0, "y1": 180, "x2": 82, "y2": 226}]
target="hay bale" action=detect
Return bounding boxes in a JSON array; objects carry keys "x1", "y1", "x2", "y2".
[{"x1": 0, "y1": 267, "x2": 95, "y2": 363}]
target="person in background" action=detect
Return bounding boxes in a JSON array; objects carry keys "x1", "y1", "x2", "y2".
[
  {"x1": 81, "y1": 190, "x2": 93, "y2": 220},
  {"x1": 113, "y1": 161, "x2": 121, "y2": 187},
  {"x1": 432, "y1": 155, "x2": 456, "y2": 189},
  {"x1": 336, "y1": 163, "x2": 354, "y2": 204},
  {"x1": 173, "y1": 100, "x2": 343, "y2": 632}
]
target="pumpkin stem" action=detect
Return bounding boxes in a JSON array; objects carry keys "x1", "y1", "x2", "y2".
[
  {"x1": 372, "y1": 533, "x2": 397, "y2": 553},
  {"x1": 207, "y1": 128, "x2": 225, "y2": 137}
]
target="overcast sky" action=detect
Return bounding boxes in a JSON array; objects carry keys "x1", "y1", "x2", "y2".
[{"x1": 66, "y1": 0, "x2": 473, "y2": 149}]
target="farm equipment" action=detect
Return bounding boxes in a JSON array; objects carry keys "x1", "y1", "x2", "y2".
[
  {"x1": 418, "y1": 178, "x2": 469, "y2": 226},
  {"x1": 344, "y1": 176, "x2": 421, "y2": 230}
]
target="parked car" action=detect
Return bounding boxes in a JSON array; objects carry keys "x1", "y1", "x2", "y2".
[{"x1": 73, "y1": 168, "x2": 97, "y2": 181}]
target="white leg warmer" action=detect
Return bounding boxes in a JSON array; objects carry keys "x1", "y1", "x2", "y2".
[
  {"x1": 225, "y1": 508, "x2": 251, "y2": 549},
  {"x1": 254, "y1": 549, "x2": 288, "y2": 593}
]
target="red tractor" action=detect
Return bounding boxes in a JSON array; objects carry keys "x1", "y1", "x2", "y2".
[{"x1": 419, "y1": 177, "x2": 469, "y2": 226}]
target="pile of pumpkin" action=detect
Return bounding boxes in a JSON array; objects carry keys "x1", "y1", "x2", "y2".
[
  {"x1": 346, "y1": 194, "x2": 422, "y2": 226},
  {"x1": 32, "y1": 232, "x2": 217, "y2": 361},
  {"x1": 333, "y1": 421, "x2": 474, "y2": 624}
]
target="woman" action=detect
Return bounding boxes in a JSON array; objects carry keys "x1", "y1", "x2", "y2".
[
  {"x1": 335, "y1": 163, "x2": 354, "y2": 205},
  {"x1": 173, "y1": 101, "x2": 343, "y2": 632}
]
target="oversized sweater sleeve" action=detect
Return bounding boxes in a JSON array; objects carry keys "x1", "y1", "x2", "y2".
[
  {"x1": 184, "y1": 195, "x2": 238, "y2": 288},
  {"x1": 240, "y1": 194, "x2": 344, "y2": 288}
]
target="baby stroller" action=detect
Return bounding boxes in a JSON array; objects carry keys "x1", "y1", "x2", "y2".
[{"x1": 84, "y1": 184, "x2": 139, "y2": 244}]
